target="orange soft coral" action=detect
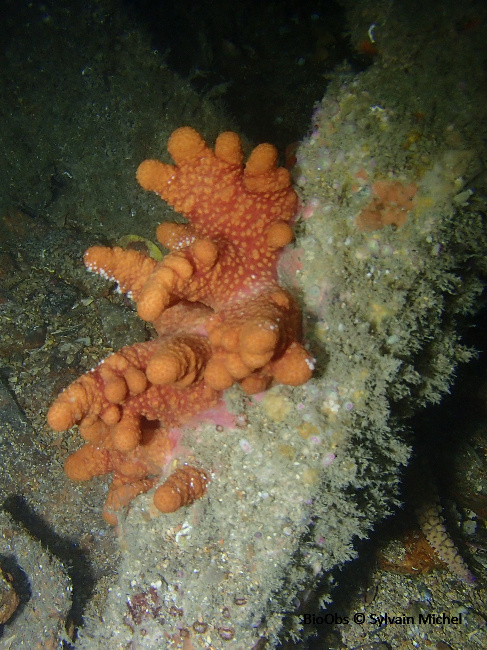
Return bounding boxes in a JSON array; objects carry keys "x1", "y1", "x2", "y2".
[
  {"x1": 48, "y1": 127, "x2": 313, "y2": 523},
  {"x1": 48, "y1": 304, "x2": 219, "y2": 524},
  {"x1": 87, "y1": 126, "x2": 313, "y2": 391}
]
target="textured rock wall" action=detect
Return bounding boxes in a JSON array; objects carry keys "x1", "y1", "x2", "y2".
[
  {"x1": 2, "y1": 0, "x2": 486, "y2": 648},
  {"x1": 76, "y1": 2, "x2": 487, "y2": 648}
]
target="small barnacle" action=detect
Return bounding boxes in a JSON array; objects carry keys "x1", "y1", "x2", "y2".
[
  {"x1": 218, "y1": 625, "x2": 235, "y2": 640},
  {"x1": 169, "y1": 605, "x2": 184, "y2": 617},
  {"x1": 192, "y1": 620, "x2": 209, "y2": 633},
  {"x1": 235, "y1": 413, "x2": 248, "y2": 428},
  {"x1": 175, "y1": 521, "x2": 192, "y2": 543},
  {"x1": 126, "y1": 587, "x2": 163, "y2": 627},
  {"x1": 234, "y1": 596, "x2": 247, "y2": 606}
]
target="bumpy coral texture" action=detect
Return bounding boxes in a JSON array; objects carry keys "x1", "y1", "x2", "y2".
[
  {"x1": 416, "y1": 499, "x2": 475, "y2": 583},
  {"x1": 48, "y1": 127, "x2": 313, "y2": 524}
]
